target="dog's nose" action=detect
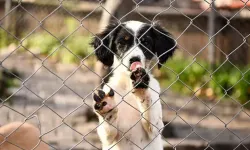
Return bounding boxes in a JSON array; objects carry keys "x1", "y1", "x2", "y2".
[{"x1": 129, "y1": 56, "x2": 141, "y2": 65}]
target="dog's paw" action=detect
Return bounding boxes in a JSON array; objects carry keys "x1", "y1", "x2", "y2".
[
  {"x1": 93, "y1": 89, "x2": 115, "y2": 114},
  {"x1": 130, "y1": 67, "x2": 150, "y2": 89}
]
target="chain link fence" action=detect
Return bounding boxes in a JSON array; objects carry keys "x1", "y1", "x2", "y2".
[{"x1": 0, "y1": 0, "x2": 250, "y2": 150}]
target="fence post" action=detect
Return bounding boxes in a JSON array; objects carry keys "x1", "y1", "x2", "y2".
[
  {"x1": 4, "y1": 0, "x2": 11, "y2": 30},
  {"x1": 208, "y1": 1, "x2": 216, "y2": 70}
]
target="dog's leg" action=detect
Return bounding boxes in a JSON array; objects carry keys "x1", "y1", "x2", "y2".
[
  {"x1": 92, "y1": 88, "x2": 118, "y2": 146},
  {"x1": 130, "y1": 68, "x2": 164, "y2": 139}
]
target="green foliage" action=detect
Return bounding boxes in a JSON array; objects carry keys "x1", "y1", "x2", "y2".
[
  {"x1": 208, "y1": 64, "x2": 250, "y2": 105},
  {"x1": 160, "y1": 53, "x2": 209, "y2": 95},
  {"x1": 61, "y1": 35, "x2": 93, "y2": 63},
  {"x1": 0, "y1": 30, "x2": 11, "y2": 49},
  {"x1": 1, "y1": 17, "x2": 93, "y2": 64},
  {"x1": 0, "y1": 28, "x2": 18, "y2": 49},
  {"x1": 23, "y1": 32, "x2": 60, "y2": 55},
  {"x1": 22, "y1": 32, "x2": 93, "y2": 63},
  {"x1": 160, "y1": 53, "x2": 250, "y2": 105},
  {"x1": 21, "y1": 17, "x2": 93, "y2": 64},
  {"x1": 65, "y1": 17, "x2": 78, "y2": 33}
]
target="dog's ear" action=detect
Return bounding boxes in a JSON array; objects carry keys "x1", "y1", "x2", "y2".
[
  {"x1": 153, "y1": 24, "x2": 177, "y2": 69},
  {"x1": 91, "y1": 23, "x2": 119, "y2": 67}
]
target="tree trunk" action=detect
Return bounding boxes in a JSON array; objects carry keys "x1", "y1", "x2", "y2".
[
  {"x1": 4, "y1": 0, "x2": 11, "y2": 30},
  {"x1": 99, "y1": 0, "x2": 122, "y2": 32},
  {"x1": 99, "y1": 0, "x2": 134, "y2": 32}
]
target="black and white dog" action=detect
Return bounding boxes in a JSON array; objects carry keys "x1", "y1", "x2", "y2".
[{"x1": 91, "y1": 20, "x2": 176, "y2": 150}]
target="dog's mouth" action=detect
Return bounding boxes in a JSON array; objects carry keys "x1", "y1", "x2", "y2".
[
  {"x1": 129, "y1": 57, "x2": 142, "y2": 71},
  {"x1": 130, "y1": 61, "x2": 142, "y2": 71}
]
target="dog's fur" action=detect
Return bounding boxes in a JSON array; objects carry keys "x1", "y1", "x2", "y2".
[{"x1": 91, "y1": 20, "x2": 176, "y2": 150}]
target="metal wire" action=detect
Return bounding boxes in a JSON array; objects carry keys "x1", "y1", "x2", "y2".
[{"x1": 0, "y1": 0, "x2": 250, "y2": 150}]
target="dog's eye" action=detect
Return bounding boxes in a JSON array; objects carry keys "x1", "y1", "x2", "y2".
[
  {"x1": 124, "y1": 36, "x2": 130, "y2": 41},
  {"x1": 140, "y1": 37, "x2": 152, "y2": 47},
  {"x1": 142, "y1": 40, "x2": 149, "y2": 46},
  {"x1": 118, "y1": 40, "x2": 126, "y2": 46},
  {"x1": 117, "y1": 36, "x2": 129, "y2": 45}
]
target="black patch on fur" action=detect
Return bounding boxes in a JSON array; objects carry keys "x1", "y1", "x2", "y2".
[
  {"x1": 114, "y1": 27, "x2": 134, "y2": 58},
  {"x1": 90, "y1": 23, "x2": 121, "y2": 67},
  {"x1": 101, "y1": 68, "x2": 113, "y2": 88},
  {"x1": 137, "y1": 25, "x2": 155, "y2": 60},
  {"x1": 91, "y1": 23, "x2": 135, "y2": 67},
  {"x1": 137, "y1": 24, "x2": 177, "y2": 69},
  {"x1": 152, "y1": 24, "x2": 177, "y2": 69}
]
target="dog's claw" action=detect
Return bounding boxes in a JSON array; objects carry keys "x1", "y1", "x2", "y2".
[
  {"x1": 93, "y1": 89, "x2": 115, "y2": 112},
  {"x1": 94, "y1": 103, "x2": 102, "y2": 110},
  {"x1": 108, "y1": 89, "x2": 114, "y2": 97},
  {"x1": 93, "y1": 93, "x2": 101, "y2": 102},
  {"x1": 98, "y1": 90, "x2": 105, "y2": 99}
]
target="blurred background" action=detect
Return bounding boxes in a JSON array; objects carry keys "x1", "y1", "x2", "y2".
[{"x1": 0, "y1": 0, "x2": 250, "y2": 149}]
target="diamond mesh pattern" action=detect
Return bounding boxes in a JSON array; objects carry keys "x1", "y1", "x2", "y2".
[{"x1": 0, "y1": 0, "x2": 250, "y2": 150}]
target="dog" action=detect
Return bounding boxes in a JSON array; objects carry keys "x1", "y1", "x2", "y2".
[{"x1": 91, "y1": 20, "x2": 176, "y2": 150}]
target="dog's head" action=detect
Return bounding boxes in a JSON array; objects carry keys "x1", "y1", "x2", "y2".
[{"x1": 91, "y1": 21, "x2": 176, "y2": 72}]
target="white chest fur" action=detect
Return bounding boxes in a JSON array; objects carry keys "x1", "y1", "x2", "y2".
[{"x1": 98, "y1": 72, "x2": 164, "y2": 150}]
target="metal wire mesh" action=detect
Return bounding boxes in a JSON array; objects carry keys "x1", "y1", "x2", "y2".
[{"x1": 0, "y1": 0, "x2": 250, "y2": 150}]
